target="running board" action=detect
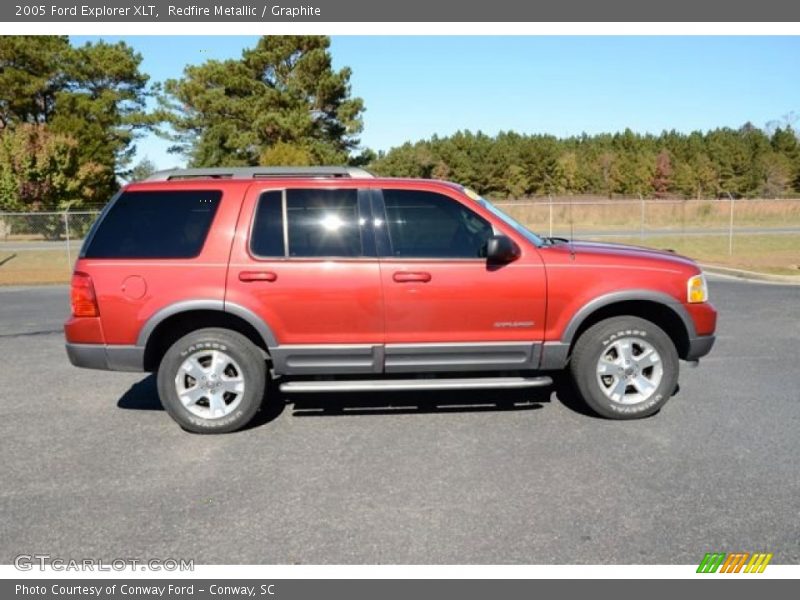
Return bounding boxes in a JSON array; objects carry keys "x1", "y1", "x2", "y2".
[{"x1": 279, "y1": 376, "x2": 553, "y2": 394}]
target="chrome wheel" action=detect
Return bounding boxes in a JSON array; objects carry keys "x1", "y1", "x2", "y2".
[
  {"x1": 174, "y1": 349, "x2": 245, "y2": 419},
  {"x1": 596, "y1": 337, "x2": 663, "y2": 405}
]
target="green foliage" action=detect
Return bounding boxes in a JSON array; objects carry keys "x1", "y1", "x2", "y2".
[
  {"x1": 0, "y1": 36, "x2": 153, "y2": 202},
  {"x1": 0, "y1": 36, "x2": 71, "y2": 127},
  {"x1": 0, "y1": 123, "x2": 106, "y2": 212},
  {"x1": 372, "y1": 126, "x2": 800, "y2": 199},
  {"x1": 160, "y1": 35, "x2": 365, "y2": 167},
  {"x1": 260, "y1": 142, "x2": 313, "y2": 166}
]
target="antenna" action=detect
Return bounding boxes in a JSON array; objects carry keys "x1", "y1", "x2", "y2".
[{"x1": 569, "y1": 196, "x2": 576, "y2": 260}]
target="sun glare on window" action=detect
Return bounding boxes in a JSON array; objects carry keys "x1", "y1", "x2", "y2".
[{"x1": 320, "y1": 214, "x2": 345, "y2": 231}]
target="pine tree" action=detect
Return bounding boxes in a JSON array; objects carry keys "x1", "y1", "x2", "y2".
[{"x1": 161, "y1": 36, "x2": 365, "y2": 167}]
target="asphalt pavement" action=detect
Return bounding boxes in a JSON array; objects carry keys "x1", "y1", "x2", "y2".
[{"x1": 0, "y1": 277, "x2": 798, "y2": 564}]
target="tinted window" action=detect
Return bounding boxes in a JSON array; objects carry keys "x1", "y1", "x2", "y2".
[
  {"x1": 383, "y1": 190, "x2": 494, "y2": 258},
  {"x1": 84, "y1": 190, "x2": 220, "y2": 259},
  {"x1": 286, "y1": 189, "x2": 361, "y2": 257},
  {"x1": 250, "y1": 191, "x2": 285, "y2": 257}
]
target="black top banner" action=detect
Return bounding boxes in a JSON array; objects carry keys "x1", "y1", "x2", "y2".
[{"x1": 4, "y1": 0, "x2": 800, "y2": 22}]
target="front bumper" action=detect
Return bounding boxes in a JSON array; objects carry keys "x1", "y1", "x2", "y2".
[
  {"x1": 685, "y1": 335, "x2": 716, "y2": 361},
  {"x1": 66, "y1": 343, "x2": 145, "y2": 372}
]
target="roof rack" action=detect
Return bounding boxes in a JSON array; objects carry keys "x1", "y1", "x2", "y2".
[{"x1": 145, "y1": 166, "x2": 375, "y2": 181}]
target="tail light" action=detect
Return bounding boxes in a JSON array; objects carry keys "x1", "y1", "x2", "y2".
[{"x1": 71, "y1": 272, "x2": 99, "y2": 317}]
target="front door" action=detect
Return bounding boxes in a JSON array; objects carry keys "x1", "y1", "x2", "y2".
[
  {"x1": 226, "y1": 184, "x2": 384, "y2": 375},
  {"x1": 374, "y1": 187, "x2": 547, "y2": 373}
]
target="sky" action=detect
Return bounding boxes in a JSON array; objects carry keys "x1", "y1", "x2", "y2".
[{"x1": 72, "y1": 36, "x2": 800, "y2": 171}]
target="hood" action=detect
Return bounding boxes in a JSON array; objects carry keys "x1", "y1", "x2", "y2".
[{"x1": 548, "y1": 238, "x2": 699, "y2": 269}]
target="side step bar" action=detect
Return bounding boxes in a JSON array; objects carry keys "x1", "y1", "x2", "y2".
[{"x1": 279, "y1": 376, "x2": 553, "y2": 394}]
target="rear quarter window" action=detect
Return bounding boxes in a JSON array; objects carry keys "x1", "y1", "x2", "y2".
[{"x1": 83, "y1": 190, "x2": 221, "y2": 259}]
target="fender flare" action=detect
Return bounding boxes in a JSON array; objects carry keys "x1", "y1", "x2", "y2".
[
  {"x1": 560, "y1": 289, "x2": 697, "y2": 344},
  {"x1": 136, "y1": 299, "x2": 279, "y2": 349},
  {"x1": 540, "y1": 290, "x2": 695, "y2": 370}
]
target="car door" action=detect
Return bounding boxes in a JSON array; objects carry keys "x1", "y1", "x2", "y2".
[
  {"x1": 226, "y1": 184, "x2": 384, "y2": 375},
  {"x1": 374, "y1": 186, "x2": 547, "y2": 373}
]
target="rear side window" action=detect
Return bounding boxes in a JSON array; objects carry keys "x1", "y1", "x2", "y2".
[
  {"x1": 84, "y1": 190, "x2": 221, "y2": 259},
  {"x1": 287, "y1": 189, "x2": 361, "y2": 257},
  {"x1": 250, "y1": 188, "x2": 362, "y2": 258}
]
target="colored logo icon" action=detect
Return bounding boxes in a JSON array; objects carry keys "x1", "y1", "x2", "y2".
[{"x1": 697, "y1": 552, "x2": 773, "y2": 573}]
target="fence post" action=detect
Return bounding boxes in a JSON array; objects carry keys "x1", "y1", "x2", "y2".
[
  {"x1": 548, "y1": 194, "x2": 553, "y2": 237},
  {"x1": 681, "y1": 198, "x2": 686, "y2": 239},
  {"x1": 63, "y1": 211, "x2": 72, "y2": 271},
  {"x1": 639, "y1": 194, "x2": 645, "y2": 241},
  {"x1": 727, "y1": 192, "x2": 735, "y2": 255}
]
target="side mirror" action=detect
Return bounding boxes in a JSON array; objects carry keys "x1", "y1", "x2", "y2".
[{"x1": 486, "y1": 235, "x2": 521, "y2": 264}]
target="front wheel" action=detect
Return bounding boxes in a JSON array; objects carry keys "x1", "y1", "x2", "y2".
[
  {"x1": 569, "y1": 316, "x2": 679, "y2": 419},
  {"x1": 156, "y1": 328, "x2": 267, "y2": 433}
]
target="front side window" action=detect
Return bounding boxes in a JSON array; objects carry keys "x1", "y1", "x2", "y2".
[
  {"x1": 84, "y1": 190, "x2": 221, "y2": 259},
  {"x1": 382, "y1": 189, "x2": 494, "y2": 258},
  {"x1": 250, "y1": 188, "x2": 362, "y2": 258}
]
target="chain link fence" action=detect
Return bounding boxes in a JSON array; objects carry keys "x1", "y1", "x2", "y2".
[
  {"x1": 496, "y1": 196, "x2": 800, "y2": 275},
  {"x1": 0, "y1": 211, "x2": 100, "y2": 285},
  {"x1": 1, "y1": 198, "x2": 799, "y2": 284},
  {"x1": 495, "y1": 196, "x2": 800, "y2": 241}
]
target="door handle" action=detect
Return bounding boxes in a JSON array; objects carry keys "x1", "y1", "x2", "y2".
[
  {"x1": 239, "y1": 271, "x2": 278, "y2": 282},
  {"x1": 393, "y1": 271, "x2": 432, "y2": 283}
]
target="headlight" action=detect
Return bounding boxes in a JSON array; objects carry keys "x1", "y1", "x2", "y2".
[{"x1": 687, "y1": 273, "x2": 708, "y2": 303}]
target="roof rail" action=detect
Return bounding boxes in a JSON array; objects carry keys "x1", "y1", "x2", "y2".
[{"x1": 145, "y1": 166, "x2": 375, "y2": 181}]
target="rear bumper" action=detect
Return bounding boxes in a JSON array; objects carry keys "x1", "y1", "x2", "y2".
[
  {"x1": 66, "y1": 343, "x2": 145, "y2": 372},
  {"x1": 685, "y1": 335, "x2": 716, "y2": 361}
]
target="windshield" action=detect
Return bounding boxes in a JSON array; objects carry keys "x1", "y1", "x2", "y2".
[{"x1": 461, "y1": 187, "x2": 544, "y2": 247}]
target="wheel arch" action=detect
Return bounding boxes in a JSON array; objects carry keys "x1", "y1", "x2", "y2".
[
  {"x1": 139, "y1": 301, "x2": 277, "y2": 372},
  {"x1": 564, "y1": 291, "x2": 695, "y2": 360}
]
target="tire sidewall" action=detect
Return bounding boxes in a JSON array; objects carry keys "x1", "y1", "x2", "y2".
[
  {"x1": 571, "y1": 318, "x2": 679, "y2": 419},
  {"x1": 157, "y1": 329, "x2": 266, "y2": 433}
]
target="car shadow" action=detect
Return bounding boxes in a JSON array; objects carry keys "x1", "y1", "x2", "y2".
[
  {"x1": 117, "y1": 371, "x2": 601, "y2": 427},
  {"x1": 545, "y1": 372, "x2": 602, "y2": 418},
  {"x1": 117, "y1": 375, "x2": 162, "y2": 411}
]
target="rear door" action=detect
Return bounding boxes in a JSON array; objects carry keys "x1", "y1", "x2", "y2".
[
  {"x1": 374, "y1": 187, "x2": 547, "y2": 373},
  {"x1": 80, "y1": 185, "x2": 234, "y2": 347},
  {"x1": 226, "y1": 184, "x2": 384, "y2": 375}
]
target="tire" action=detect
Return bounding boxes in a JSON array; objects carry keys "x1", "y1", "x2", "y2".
[
  {"x1": 569, "y1": 316, "x2": 679, "y2": 419},
  {"x1": 156, "y1": 328, "x2": 266, "y2": 433}
]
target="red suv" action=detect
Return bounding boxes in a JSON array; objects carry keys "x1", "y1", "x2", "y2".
[{"x1": 65, "y1": 167, "x2": 716, "y2": 432}]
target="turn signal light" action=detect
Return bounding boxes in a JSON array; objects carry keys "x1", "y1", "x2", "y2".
[
  {"x1": 687, "y1": 274, "x2": 708, "y2": 304},
  {"x1": 71, "y1": 272, "x2": 99, "y2": 317}
]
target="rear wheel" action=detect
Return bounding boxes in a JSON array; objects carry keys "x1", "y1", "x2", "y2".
[
  {"x1": 156, "y1": 328, "x2": 266, "y2": 433},
  {"x1": 569, "y1": 316, "x2": 679, "y2": 419}
]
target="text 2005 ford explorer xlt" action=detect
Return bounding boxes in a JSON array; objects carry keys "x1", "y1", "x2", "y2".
[{"x1": 65, "y1": 167, "x2": 716, "y2": 433}]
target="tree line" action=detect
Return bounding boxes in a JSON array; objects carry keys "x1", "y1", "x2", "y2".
[
  {"x1": 1, "y1": 35, "x2": 798, "y2": 213},
  {"x1": 370, "y1": 126, "x2": 800, "y2": 199}
]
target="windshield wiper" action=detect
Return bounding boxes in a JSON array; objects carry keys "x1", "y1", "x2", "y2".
[{"x1": 541, "y1": 236, "x2": 569, "y2": 246}]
